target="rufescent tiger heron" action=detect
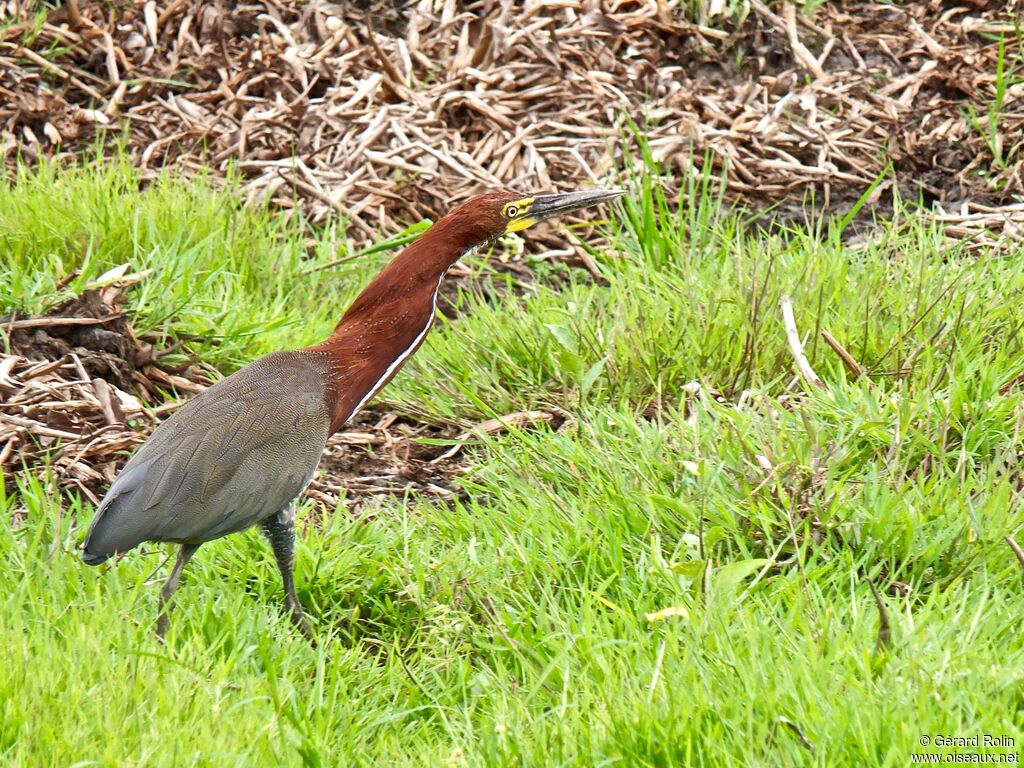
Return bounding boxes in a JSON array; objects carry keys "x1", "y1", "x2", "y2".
[{"x1": 81, "y1": 188, "x2": 624, "y2": 640}]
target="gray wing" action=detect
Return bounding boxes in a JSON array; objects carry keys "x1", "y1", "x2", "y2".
[{"x1": 83, "y1": 352, "x2": 330, "y2": 559}]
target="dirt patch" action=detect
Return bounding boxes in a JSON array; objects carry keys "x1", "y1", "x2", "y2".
[
  {"x1": 312, "y1": 408, "x2": 466, "y2": 514},
  {"x1": 7, "y1": 282, "x2": 149, "y2": 391},
  {"x1": 1, "y1": 1, "x2": 1021, "y2": 250},
  {"x1": 0, "y1": 278, "x2": 468, "y2": 515}
]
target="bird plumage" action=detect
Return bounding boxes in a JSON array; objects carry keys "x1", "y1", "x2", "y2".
[
  {"x1": 82, "y1": 351, "x2": 330, "y2": 561},
  {"x1": 80, "y1": 187, "x2": 623, "y2": 640}
]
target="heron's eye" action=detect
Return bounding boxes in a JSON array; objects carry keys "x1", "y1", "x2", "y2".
[{"x1": 505, "y1": 204, "x2": 518, "y2": 218}]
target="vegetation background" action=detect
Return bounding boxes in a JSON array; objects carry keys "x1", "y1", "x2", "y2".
[{"x1": 2, "y1": 1, "x2": 1023, "y2": 766}]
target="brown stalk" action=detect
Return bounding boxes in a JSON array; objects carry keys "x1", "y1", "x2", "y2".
[
  {"x1": 1006, "y1": 536, "x2": 1024, "y2": 573},
  {"x1": 821, "y1": 329, "x2": 876, "y2": 389},
  {"x1": 867, "y1": 579, "x2": 892, "y2": 655}
]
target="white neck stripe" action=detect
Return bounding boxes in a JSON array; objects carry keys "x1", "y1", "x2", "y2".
[{"x1": 347, "y1": 272, "x2": 445, "y2": 420}]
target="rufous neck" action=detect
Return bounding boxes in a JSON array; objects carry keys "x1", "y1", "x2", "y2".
[
  {"x1": 332, "y1": 216, "x2": 479, "y2": 332},
  {"x1": 305, "y1": 218, "x2": 480, "y2": 432}
]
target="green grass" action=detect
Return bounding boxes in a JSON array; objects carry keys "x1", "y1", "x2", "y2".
[
  {"x1": 2, "y1": 159, "x2": 1024, "y2": 766},
  {"x1": 0, "y1": 157, "x2": 433, "y2": 372},
  {"x1": 965, "y1": 30, "x2": 1024, "y2": 176}
]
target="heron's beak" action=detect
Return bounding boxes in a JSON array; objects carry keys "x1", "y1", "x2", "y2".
[{"x1": 528, "y1": 188, "x2": 625, "y2": 222}]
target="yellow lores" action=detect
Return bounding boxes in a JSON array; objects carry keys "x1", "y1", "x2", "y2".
[
  {"x1": 502, "y1": 197, "x2": 537, "y2": 233},
  {"x1": 498, "y1": 189, "x2": 623, "y2": 236}
]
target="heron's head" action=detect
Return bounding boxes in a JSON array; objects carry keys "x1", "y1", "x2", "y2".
[
  {"x1": 438, "y1": 188, "x2": 625, "y2": 251},
  {"x1": 494, "y1": 188, "x2": 625, "y2": 234}
]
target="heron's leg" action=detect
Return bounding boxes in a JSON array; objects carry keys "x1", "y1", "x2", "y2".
[
  {"x1": 259, "y1": 505, "x2": 314, "y2": 643},
  {"x1": 156, "y1": 542, "x2": 200, "y2": 639}
]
